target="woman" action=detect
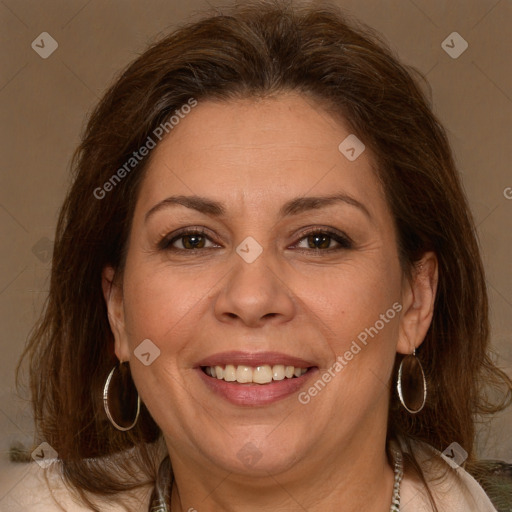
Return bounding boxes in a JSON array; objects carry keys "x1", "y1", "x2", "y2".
[{"x1": 11, "y1": 1, "x2": 511, "y2": 511}]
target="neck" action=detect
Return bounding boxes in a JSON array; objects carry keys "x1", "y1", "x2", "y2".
[{"x1": 166, "y1": 432, "x2": 395, "y2": 512}]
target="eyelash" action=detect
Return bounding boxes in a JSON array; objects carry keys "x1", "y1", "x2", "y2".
[{"x1": 158, "y1": 227, "x2": 354, "y2": 253}]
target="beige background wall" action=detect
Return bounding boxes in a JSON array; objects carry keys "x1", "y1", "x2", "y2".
[{"x1": 1, "y1": 0, "x2": 510, "y2": 484}]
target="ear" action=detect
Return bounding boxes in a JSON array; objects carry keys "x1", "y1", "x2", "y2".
[
  {"x1": 396, "y1": 252, "x2": 438, "y2": 355},
  {"x1": 102, "y1": 266, "x2": 131, "y2": 362}
]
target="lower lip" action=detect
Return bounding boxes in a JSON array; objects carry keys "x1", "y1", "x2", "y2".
[{"x1": 196, "y1": 368, "x2": 318, "y2": 406}]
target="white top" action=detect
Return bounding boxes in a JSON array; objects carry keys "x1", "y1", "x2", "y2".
[
  {"x1": 0, "y1": 444, "x2": 499, "y2": 511},
  {"x1": 399, "y1": 440, "x2": 499, "y2": 511},
  {"x1": 0, "y1": 460, "x2": 150, "y2": 511}
]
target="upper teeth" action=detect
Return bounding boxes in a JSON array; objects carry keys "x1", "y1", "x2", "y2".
[{"x1": 204, "y1": 364, "x2": 308, "y2": 384}]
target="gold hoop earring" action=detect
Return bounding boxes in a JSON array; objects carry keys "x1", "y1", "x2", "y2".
[
  {"x1": 103, "y1": 361, "x2": 141, "y2": 431},
  {"x1": 397, "y1": 349, "x2": 427, "y2": 414}
]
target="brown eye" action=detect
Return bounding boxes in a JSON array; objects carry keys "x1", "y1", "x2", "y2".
[
  {"x1": 179, "y1": 234, "x2": 206, "y2": 249},
  {"x1": 295, "y1": 230, "x2": 353, "y2": 251},
  {"x1": 160, "y1": 229, "x2": 218, "y2": 251},
  {"x1": 306, "y1": 233, "x2": 332, "y2": 249}
]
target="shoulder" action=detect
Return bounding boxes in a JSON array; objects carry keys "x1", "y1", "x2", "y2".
[
  {"x1": 399, "y1": 440, "x2": 499, "y2": 512},
  {"x1": 0, "y1": 461, "x2": 151, "y2": 511}
]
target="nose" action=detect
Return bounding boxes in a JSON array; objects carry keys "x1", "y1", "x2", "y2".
[{"x1": 213, "y1": 247, "x2": 296, "y2": 328}]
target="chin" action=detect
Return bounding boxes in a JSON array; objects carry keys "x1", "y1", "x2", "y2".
[{"x1": 200, "y1": 432, "x2": 305, "y2": 476}]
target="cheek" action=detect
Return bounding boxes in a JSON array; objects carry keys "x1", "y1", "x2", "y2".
[
  {"x1": 315, "y1": 267, "x2": 402, "y2": 404},
  {"x1": 297, "y1": 259, "x2": 402, "y2": 349},
  {"x1": 122, "y1": 265, "x2": 214, "y2": 346},
  {"x1": 301, "y1": 275, "x2": 401, "y2": 409},
  {"x1": 121, "y1": 268, "x2": 208, "y2": 425},
  {"x1": 122, "y1": 255, "x2": 402, "y2": 356}
]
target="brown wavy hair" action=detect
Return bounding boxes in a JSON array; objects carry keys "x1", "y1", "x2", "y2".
[{"x1": 18, "y1": 1, "x2": 512, "y2": 510}]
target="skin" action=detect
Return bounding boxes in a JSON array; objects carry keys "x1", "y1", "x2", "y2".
[{"x1": 103, "y1": 93, "x2": 438, "y2": 512}]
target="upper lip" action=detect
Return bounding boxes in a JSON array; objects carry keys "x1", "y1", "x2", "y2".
[{"x1": 196, "y1": 351, "x2": 317, "y2": 368}]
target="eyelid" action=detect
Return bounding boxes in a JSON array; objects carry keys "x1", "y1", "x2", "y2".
[
  {"x1": 158, "y1": 227, "x2": 220, "y2": 250},
  {"x1": 290, "y1": 226, "x2": 354, "y2": 251},
  {"x1": 158, "y1": 225, "x2": 354, "y2": 252}
]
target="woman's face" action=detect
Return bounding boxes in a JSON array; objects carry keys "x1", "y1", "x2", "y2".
[{"x1": 105, "y1": 93, "x2": 431, "y2": 478}]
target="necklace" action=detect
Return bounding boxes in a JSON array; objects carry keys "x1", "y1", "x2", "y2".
[
  {"x1": 149, "y1": 446, "x2": 404, "y2": 511},
  {"x1": 390, "y1": 444, "x2": 404, "y2": 511}
]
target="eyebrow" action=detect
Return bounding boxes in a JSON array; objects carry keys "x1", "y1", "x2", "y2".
[
  {"x1": 280, "y1": 194, "x2": 371, "y2": 219},
  {"x1": 144, "y1": 193, "x2": 371, "y2": 223}
]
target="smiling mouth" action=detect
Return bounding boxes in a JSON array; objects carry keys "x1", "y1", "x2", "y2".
[{"x1": 201, "y1": 364, "x2": 311, "y2": 384}]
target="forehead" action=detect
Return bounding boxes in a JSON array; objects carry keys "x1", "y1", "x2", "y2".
[{"x1": 136, "y1": 93, "x2": 387, "y2": 218}]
